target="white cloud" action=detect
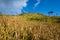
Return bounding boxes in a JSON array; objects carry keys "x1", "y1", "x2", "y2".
[
  {"x1": 34, "y1": 0, "x2": 40, "y2": 7},
  {"x1": 0, "y1": 0, "x2": 28, "y2": 15}
]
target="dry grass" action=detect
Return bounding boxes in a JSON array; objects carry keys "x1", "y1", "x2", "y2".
[{"x1": 0, "y1": 13, "x2": 60, "y2": 40}]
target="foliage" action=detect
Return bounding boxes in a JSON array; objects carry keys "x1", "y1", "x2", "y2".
[{"x1": 48, "y1": 11, "x2": 54, "y2": 16}]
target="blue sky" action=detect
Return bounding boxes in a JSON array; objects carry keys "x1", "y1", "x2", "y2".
[{"x1": 0, "y1": 0, "x2": 60, "y2": 16}]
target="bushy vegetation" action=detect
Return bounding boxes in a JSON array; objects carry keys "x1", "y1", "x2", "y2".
[{"x1": 0, "y1": 13, "x2": 60, "y2": 40}]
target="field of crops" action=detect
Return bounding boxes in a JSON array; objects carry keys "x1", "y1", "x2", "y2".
[{"x1": 0, "y1": 13, "x2": 60, "y2": 40}]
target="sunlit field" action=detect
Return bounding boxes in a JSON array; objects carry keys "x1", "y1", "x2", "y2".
[{"x1": 0, "y1": 13, "x2": 60, "y2": 40}]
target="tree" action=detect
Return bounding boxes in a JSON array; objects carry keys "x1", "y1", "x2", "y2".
[
  {"x1": 0, "y1": 12, "x2": 3, "y2": 16},
  {"x1": 48, "y1": 11, "x2": 54, "y2": 16}
]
